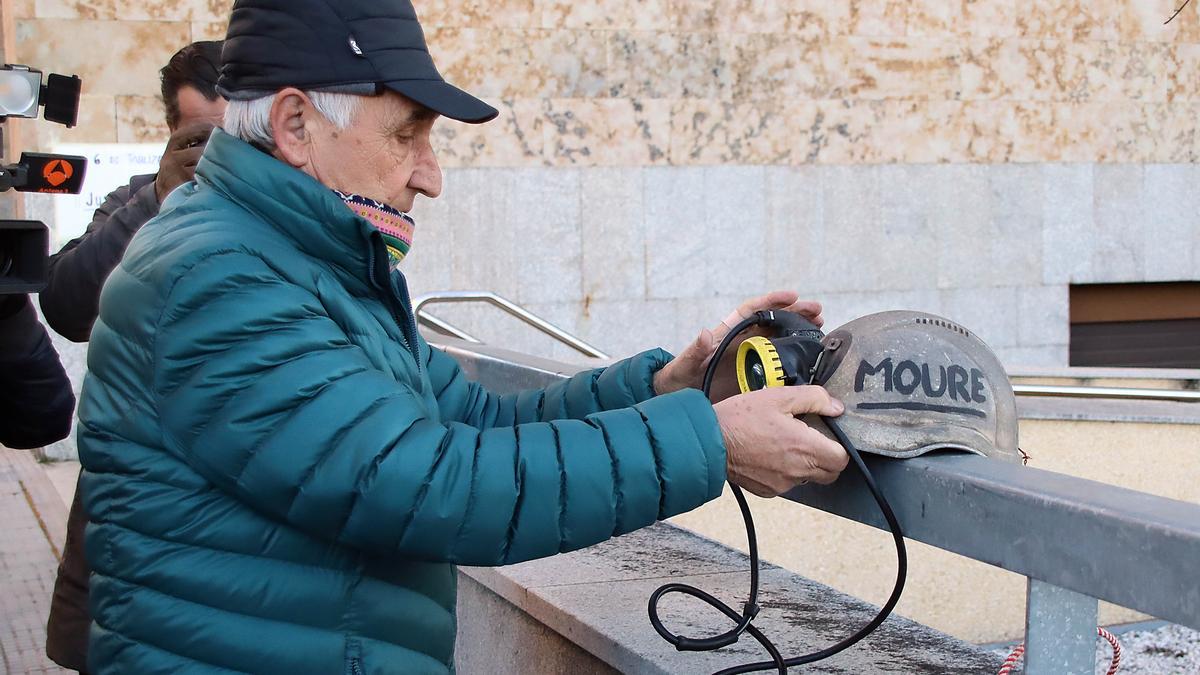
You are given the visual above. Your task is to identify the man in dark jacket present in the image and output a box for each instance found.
[39,40,226,343]
[77,2,849,672]
[0,293,74,450]
[40,40,226,674]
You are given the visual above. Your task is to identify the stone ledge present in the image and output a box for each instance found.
[459,522,1002,674]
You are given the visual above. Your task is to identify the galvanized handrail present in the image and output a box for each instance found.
[1009,365,1200,381]
[417,310,482,344]
[431,337,1200,675]
[1013,383,1200,403]
[412,291,610,360]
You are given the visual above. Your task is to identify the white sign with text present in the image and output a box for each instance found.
[49,143,162,246]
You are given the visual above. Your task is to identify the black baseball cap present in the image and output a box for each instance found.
[217,0,498,124]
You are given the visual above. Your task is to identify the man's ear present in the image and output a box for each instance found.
[270,88,313,168]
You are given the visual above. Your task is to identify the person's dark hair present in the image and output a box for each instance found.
[160,40,223,129]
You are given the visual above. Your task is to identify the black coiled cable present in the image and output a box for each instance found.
[647,314,908,674]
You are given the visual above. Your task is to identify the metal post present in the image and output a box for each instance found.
[1024,579,1099,675]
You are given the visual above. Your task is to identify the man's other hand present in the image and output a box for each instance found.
[714,386,849,497]
[653,291,824,402]
[156,122,217,203]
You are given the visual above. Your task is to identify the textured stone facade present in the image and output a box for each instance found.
[13,0,1200,164]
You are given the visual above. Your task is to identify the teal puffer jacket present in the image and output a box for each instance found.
[77,130,726,674]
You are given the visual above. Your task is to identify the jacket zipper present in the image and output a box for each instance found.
[367,233,422,373]
[346,637,364,675]
[390,271,422,360]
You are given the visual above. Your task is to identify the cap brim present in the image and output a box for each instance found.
[385,79,498,124]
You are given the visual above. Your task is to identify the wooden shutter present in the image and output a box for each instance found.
[1069,283,1200,368]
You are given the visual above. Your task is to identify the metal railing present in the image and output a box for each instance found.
[431,337,1200,675]
[1012,383,1200,403]
[789,454,1200,672]
[412,294,1200,398]
[415,294,1199,402]
[412,291,610,360]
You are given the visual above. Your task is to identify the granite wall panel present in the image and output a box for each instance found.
[1143,163,1200,280]
[580,167,647,301]
[401,161,1186,366]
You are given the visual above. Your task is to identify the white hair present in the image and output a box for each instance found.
[223,91,363,149]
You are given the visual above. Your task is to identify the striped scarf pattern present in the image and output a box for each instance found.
[334,190,416,270]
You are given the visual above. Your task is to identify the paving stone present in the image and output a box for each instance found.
[0,449,71,675]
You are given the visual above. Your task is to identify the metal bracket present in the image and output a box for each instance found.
[1024,579,1099,675]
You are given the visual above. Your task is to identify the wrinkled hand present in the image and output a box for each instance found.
[654,291,824,402]
[155,122,217,203]
[715,386,849,497]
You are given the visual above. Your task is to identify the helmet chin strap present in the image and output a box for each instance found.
[648,311,908,674]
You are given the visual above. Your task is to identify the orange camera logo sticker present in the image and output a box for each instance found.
[43,159,73,187]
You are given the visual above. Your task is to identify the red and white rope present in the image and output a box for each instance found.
[998,626,1122,675]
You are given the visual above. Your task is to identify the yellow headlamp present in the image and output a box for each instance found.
[732,312,828,394]
[736,336,788,393]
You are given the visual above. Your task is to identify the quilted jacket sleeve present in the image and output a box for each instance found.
[153,252,726,566]
[424,338,671,428]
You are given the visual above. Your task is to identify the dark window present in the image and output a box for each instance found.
[1069,283,1200,368]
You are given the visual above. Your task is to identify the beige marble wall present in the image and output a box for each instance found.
[13,0,228,149]
[10,0,1200,164]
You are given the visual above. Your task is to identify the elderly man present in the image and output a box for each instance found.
[77,1,849,673]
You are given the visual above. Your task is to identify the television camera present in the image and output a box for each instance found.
[0,64,87,295]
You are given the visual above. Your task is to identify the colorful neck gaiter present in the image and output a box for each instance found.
[334,190,416,270]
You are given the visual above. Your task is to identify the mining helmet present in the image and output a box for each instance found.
[736,310,1020,463]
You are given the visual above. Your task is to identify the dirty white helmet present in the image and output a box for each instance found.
[739,310,1020,462]
[815,310,1019,462]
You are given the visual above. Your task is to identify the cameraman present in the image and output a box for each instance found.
[0,293,74,449]
[39,40,225,341]
[40,40,226,675]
